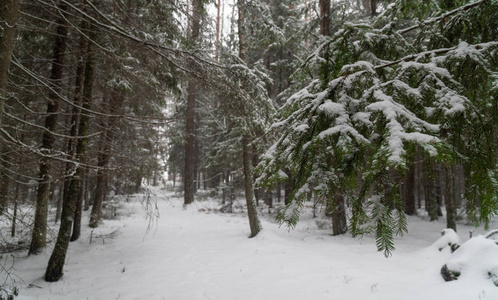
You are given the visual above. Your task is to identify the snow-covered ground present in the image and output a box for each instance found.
[2,188,497,300]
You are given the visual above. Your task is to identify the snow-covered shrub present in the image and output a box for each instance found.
[432,228,462,253]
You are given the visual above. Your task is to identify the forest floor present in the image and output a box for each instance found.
[1,187,498,300]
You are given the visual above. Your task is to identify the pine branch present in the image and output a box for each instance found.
[398,0,491,35]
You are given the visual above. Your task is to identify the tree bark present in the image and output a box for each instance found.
[215,0,221,62]
[444,165,457,231]
[319,0,331,36]
[239,0,261,237]
[0,145,11,214]
[58,20,88,223]
[29,2,69,255]
[242,134,262,238]
[89,91,118,228]
[403,164,417,215]
[0,0,20,215]
[425,163,439,221]
[0,0,20,124]
[71,29,94,241]
[45,52,93,279]
[331,192,347,235]
[184,0,201,206]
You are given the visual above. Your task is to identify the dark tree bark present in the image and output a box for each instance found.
[425,163,439,221]
[0,0,20,215]
[45,63,93,281]
[242,134,262,238]
[331,192,347,235]
[284,179,291,205]
[89,91,119,228]
[215,0,221,62]
[11,176,20,237]
[58,20,88,224]
[239,0,261,237]
[71,29,94,241]
[277,182,281,203]
[362,0,377,17]
[444,165,457,231]
[0,0,20,124]
[30,2,69,255]
[184,0,201,206]
[319,0,331,36]
[404,164,417,215]
[0,145,11,214]
[45,19,95,282]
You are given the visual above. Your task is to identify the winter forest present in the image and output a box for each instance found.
[0,0,497,299]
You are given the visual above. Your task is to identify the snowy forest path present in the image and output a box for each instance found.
[8,190,498,300]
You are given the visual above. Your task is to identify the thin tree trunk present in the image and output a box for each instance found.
[58,20,87,223]
[215,0,221,62]
[89,92,118,228]
[45,23,95,280]
[445,165,457,231]
[184,77,196,205]
[184,0,201,206]
[71,30,94,241]
[239,0,261,237]
[11,176,20,237]
[370,0,377,16]
[0,0,21,215]
[0,0,20,124]
[319,0,330,36]
[277,182,281,203]
[331,192,347,235]
[242,134,262,238]
[55,164,65,223]
[284,175,291,205]
[404,163,417,215]
[426,163,438,221]
[0,145,11,214]
[30,2,69,255]
[45,87,93,281]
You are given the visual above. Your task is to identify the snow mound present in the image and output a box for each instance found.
[441,234,498,286]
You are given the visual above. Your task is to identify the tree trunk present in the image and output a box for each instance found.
[242,134,262,238]
[83,173,90,211]
[238,0,248,61]
[277,182,281,203]
[0,145,11,214]
[89,91,118,228]
[45,174,78,282]
[319,0,331,36]
[238,0,262,237]
[29,2,69,255]
[370,0,377,16]
[45,22,95,280]
[215,0,221,62]
[184,0,201,206]
[11,176,20,237]
[58,20,87,223]
[331,192,347,235]
[284,176,291,205]
[425,163,438,221]
[0,0,20,124]
[403,164,417,215]
[46,99,92,281]
[444,165,457,231]
[71,31,94,241]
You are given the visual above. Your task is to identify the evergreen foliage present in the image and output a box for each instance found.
[258,0,498,256]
